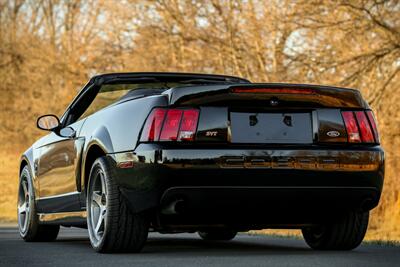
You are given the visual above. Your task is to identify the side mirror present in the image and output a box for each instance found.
[37,114,60,131]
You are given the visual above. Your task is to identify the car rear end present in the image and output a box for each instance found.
[116,83,384,237]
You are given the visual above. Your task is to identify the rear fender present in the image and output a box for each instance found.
[80,126,113,192]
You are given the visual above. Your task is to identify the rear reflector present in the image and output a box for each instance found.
[341,110,379,144]
[231,87,315,94]
[117,161,134,169]
[354,111,374,143]
[342,111,361,143]
[141,108,199,142]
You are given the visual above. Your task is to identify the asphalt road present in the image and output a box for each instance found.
[0,227,399,267]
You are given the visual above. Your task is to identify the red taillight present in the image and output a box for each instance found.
[231,87,315,94]
[366,111,380,143]
[341,110,379,144]
[160,109,183,141]
[342,111,361,143]
[141,108,199,142]
[178,109,199,141]
[140,108,166,142]
[355,111,374,143]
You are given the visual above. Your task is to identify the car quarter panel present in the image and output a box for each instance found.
[78,95,168,191]
[79,95,168,153]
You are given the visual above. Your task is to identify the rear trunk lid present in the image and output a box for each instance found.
[166,83,367,108]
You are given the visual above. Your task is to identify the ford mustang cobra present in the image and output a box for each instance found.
[18,72,384,252]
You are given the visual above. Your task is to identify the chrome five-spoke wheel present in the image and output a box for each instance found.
[88,168,108,245]
[18,176,31,235]
[18,166,59,241]
[86,157,149,253]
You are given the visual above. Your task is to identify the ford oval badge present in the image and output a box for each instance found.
[327,130,340,137]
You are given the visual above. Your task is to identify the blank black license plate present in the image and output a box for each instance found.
[230,112,313,144]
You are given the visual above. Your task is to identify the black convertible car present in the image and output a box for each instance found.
[18,72,384,252]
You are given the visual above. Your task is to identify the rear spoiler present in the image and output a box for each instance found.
[166,83,368,108]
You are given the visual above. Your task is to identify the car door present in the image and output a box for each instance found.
[34,82,135,214]
[35,83,101,213]
[36,120,86,213]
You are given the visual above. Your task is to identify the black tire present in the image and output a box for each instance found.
[18,166,60,242]
[302,211,369,250]
[198,229,237,241]
[87,157,149,253]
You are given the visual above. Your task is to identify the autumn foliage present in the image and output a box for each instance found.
[0,0,399,239]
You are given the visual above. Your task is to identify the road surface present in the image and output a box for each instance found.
[0,227,399,266]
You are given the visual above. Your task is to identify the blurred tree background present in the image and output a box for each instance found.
[0,0,399,239]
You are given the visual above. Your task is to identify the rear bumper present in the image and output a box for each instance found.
[108,144,384,225]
